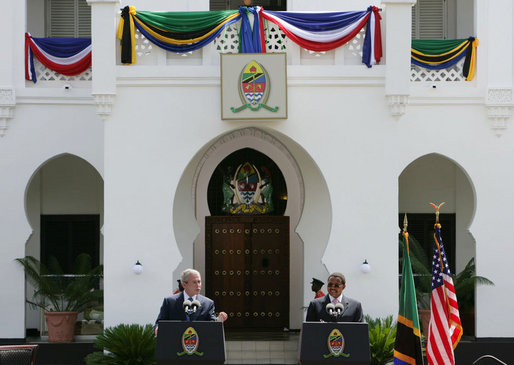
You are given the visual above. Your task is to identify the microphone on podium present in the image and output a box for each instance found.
[334,302,344,315]
[325,303,335,316]
[191,300,201,313]
[183,299,192,314]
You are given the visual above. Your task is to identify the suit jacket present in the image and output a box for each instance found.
[155,292,217,325]
[306,294,364,323]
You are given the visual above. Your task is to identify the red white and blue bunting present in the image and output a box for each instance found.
[260,6,382,67]
[25,32,91,83]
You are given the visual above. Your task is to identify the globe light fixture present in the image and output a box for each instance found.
[132,260,143,275]
[360,259,371,273]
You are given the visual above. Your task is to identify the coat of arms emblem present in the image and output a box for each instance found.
[323,328,350,358]
[177,327,204,356]
[222,162,273,215]
[231,60,278,113]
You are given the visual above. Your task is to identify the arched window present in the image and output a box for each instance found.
[207,148,287,216]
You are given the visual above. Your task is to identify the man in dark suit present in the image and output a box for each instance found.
[306,272,364,322]
[154,268,227,335]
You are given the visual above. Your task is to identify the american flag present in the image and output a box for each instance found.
[426,223,463,365]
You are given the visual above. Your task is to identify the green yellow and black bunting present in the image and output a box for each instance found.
[411,37,478,81]
[117,6,241,64]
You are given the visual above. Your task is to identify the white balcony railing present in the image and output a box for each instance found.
[27,58,92,88]
[410,58,466,82]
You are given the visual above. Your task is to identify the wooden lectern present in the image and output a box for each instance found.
[298,322,370,365]
[155,321,226,365]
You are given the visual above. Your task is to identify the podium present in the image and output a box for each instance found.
[298,322,370,365]
[155,321,226,365]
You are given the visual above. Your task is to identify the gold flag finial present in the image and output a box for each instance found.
[403,214,408,233]
[429,202,446,223]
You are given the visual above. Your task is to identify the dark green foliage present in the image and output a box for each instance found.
[400,234,494,311]
[366,315,397,365]
[15,254,103,312]
[453,257,494,312]
[85,324,156,365]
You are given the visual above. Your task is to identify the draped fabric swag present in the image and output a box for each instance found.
[117,6,383,67]
[411,37,478,81]
[25,33,92,83]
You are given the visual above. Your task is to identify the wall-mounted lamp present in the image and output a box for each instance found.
[132,260,143,275]
[360,259,371,274]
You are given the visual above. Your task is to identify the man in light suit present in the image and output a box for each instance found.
[306,272,364,323]
[154,268,227,335]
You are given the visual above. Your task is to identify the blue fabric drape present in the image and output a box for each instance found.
[263,10,366,31]
[239,7,262,53]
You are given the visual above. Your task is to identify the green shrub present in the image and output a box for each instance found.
[85,324,156,365]
[366,315,397,365]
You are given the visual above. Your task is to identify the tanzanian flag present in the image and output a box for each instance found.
[394,232,423,365]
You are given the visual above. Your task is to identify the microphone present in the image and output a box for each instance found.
[325,303,335,316]
[335,302,344,314]
[183,299,192,314]
[191,300,201,313]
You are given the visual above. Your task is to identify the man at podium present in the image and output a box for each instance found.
[154,268,228,335]
[306,272,364,323]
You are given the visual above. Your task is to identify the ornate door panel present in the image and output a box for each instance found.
[206,216,289,329]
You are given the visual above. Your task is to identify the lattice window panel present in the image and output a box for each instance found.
[264,22,287,53]
[214,23,240,53]
[410,58,465,82]
[342,27,366,64]
[33,58,92,82]
[135,30,153,58]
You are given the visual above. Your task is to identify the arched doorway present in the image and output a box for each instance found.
[204,148,289,329]
[172,127,332,330]
[24,153,104,337]
[399,153,476,335]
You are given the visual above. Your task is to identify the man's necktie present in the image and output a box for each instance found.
[332,298,338,304]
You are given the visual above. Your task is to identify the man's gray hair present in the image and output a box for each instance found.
[181,268,201,283]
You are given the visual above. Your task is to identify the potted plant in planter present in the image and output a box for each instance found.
[16,253,103,342]
[365,315,397,365]
[85,324,156,365]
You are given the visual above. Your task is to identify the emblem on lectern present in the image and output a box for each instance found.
[177,327,204,357]
[323,329,350,358]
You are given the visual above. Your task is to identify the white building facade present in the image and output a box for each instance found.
[1,0,513,344]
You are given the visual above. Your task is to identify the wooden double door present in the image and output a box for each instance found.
[205,216,289,329]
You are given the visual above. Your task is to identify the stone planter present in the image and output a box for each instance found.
[45,311,78,342]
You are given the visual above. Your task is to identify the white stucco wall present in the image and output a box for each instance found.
[1,0,514,340]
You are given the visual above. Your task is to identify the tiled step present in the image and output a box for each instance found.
[225,333,299,364]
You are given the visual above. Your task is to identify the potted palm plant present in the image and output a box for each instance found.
[16,253,103,342]
[85,324,156,365]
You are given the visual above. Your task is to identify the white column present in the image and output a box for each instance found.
[0,0,17,136]
[87,0,120,119]
[482,0,513,135]
[382,0,416,116]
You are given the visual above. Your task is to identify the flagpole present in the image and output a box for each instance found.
[426,202,463,365]
[394,213,423,365]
